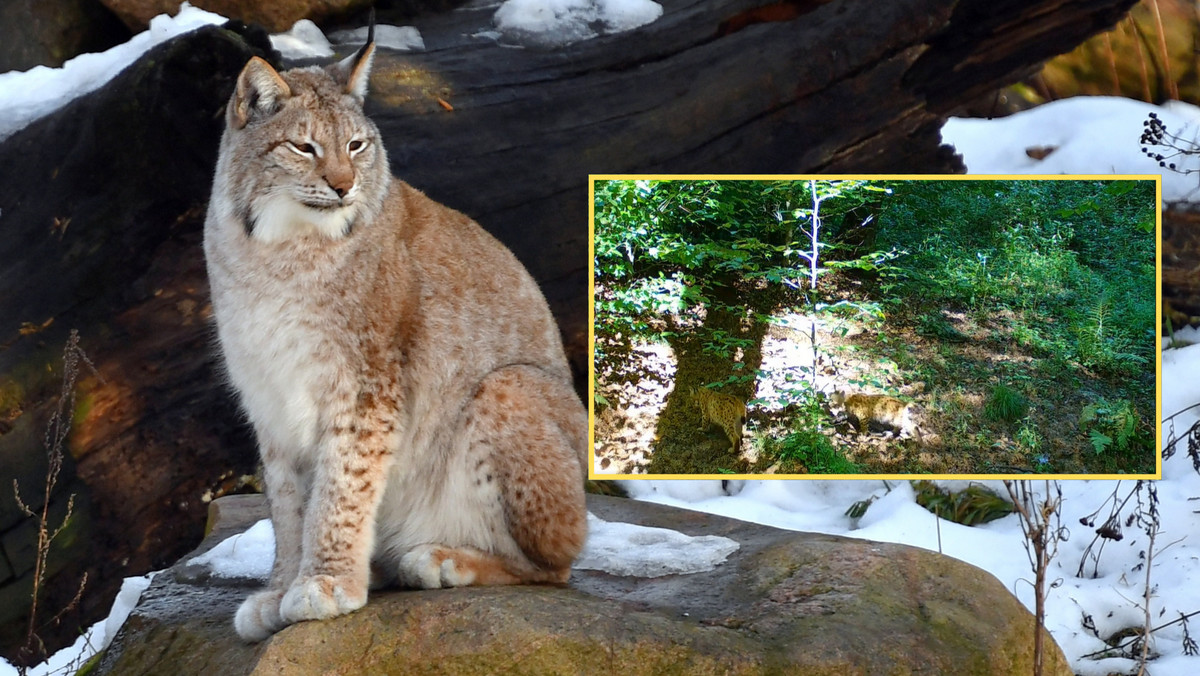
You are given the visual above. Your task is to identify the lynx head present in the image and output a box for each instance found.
[217,33,390,243]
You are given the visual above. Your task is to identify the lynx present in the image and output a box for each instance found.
[690,386,746,452]
[830,391,919,439]
[204,31,587,642]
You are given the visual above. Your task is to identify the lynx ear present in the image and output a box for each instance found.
[230,57,291,130]
[334,11,375,100]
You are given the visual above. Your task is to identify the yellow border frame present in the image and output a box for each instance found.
[588,174,1163,481]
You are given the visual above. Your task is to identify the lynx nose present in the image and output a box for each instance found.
[324,163,355,200]
[328,175,353,198]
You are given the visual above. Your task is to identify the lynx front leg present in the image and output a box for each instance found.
[234,442,305,642]
[278,404,397,626]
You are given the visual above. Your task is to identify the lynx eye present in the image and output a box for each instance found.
[348,139,366,154]
[286,141,317,157]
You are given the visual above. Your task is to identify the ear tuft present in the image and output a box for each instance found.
[338,9,376,101]
[230,57,291,130]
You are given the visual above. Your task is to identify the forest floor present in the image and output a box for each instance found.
[593,280,1156,476]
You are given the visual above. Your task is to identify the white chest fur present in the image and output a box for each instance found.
[220,297,335,453]
[206,230,356,456]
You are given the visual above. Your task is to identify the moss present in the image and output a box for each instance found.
[74,649,104,676]
[68,392,95,458]
[368,63,454,112]
[3,343,63,409]
[0,377,24,418]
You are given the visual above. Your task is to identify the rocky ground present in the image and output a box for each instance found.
[93,493,1073,676]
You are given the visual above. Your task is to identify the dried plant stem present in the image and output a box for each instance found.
[1135,481,1161,676]
[12,330,99,672]
[1137,520,1156,675]
[1080,608,1200,660]
[1004,480,1063,676]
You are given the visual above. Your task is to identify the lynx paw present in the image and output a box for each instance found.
[398,545,477,589]
[234,589,287,642]
[278,575,367,624]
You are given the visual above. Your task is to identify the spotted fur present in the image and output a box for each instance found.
[691,387,746,452]
[830,391,919,439]
[205,40,586,642]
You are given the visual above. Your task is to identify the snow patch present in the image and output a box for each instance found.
[940,96,1200,203]
[493,0,663,48]
[270,19,334,59]
[188,511,737,581]
[329,25,425,52]
[0,4,428,142]
[573,512,739,576]
[0,2,226,141]
[186,518,275,579]
[0,573,154,676]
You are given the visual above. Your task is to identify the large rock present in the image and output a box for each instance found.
[99,0,370,32]
[96,494,1072,675]
[0,0,131,72]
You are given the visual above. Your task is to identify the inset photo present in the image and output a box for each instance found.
[590,177,1160,478]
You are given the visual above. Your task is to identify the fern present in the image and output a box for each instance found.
[1088,429,1113,454]
[1081,399,1146,454]
[912,481,1014,526]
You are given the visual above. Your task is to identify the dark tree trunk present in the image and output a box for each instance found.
[1163,206,1200,333]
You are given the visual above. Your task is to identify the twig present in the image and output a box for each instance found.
[1079,608,1200,660]
[12,330,99,671]
[1136,481,1160,675]
[1075,480,1141,579]
[1004,480,1064,676]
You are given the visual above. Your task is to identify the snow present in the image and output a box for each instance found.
[0,573,154,676]
[0,2,227,141]
[329,25,425,53]
[493,0,663,48]
[270,19,335,60]
[941,96,1200,202]
[185,512,738,581]
[573,512,739,576]
[186,518,275,579]
[276,22,427,60]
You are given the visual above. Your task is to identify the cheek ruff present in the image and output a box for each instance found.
[250,193,358,242]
